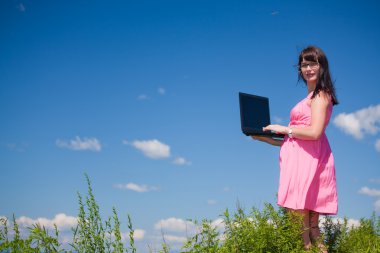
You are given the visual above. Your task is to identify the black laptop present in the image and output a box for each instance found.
[239,92,284,139]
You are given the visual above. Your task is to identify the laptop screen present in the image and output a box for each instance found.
[239,92,271,132]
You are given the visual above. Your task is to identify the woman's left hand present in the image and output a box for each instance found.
[263,124,289,134]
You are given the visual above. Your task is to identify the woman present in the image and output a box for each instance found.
[253,46,338,251]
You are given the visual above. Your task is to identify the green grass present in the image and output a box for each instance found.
[1,175,379,252]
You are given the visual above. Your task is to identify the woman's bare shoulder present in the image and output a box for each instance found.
[313,90,331,105]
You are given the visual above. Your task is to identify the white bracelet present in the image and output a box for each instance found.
[288,128,293,138]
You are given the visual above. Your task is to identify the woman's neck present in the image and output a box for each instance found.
[307,82,316,94]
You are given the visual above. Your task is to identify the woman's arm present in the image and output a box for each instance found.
[262,92,331,141]
[251,136,283,147]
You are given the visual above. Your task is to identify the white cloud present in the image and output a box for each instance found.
[4,214,147,248]
[319,217,360,230]
[153,217,224,251]
[56,136,101,152]
[124,139,170,159]
[172,157,191,166]
[272,116,283,124]
[207,199,217,205]
[359,186,380,212]
[137,94,149,100]
[211,218,225,232]
[16,213,77,231]
[343,218,361,228]
[154,217,223,239]
[271,11,279,16]
[333,104,380,139]
[370,178,380,184]
[18,3,26,12]
[113,183,159,193]
[133,229,146,240]
[375,199,380,211]
[162,234,187,243]
[375,139,380,153]
[4,142,28,152]
[154,218,196,233]
[121,229,146,241]
[158,87,166,95]
[359,186,380,197]
[149,234,187,252]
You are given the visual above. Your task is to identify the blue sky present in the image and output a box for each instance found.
[1,0,380,251]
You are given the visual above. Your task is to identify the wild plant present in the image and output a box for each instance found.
[219,203,310,252]
[320,215,344,252]
[127,214,136,253]
[333,214,380,253]
[182,219,220,253]
[0,215,65,253]
[71,174,132,253]
[71,174,106,252]
[0,174,167,253]
[182,203,336,253]
[2,175,380,253]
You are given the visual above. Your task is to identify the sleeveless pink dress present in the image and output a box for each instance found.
[278,92,338,215]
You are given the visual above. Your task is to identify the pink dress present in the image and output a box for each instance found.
[278,92,338,215]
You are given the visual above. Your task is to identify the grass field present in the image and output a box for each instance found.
[1,175,379,253]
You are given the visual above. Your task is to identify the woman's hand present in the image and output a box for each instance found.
[263,124,289,134]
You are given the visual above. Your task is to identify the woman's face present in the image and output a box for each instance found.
[300,59,320,85]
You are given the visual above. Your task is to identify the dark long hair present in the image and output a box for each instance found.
[298,46,338,105]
